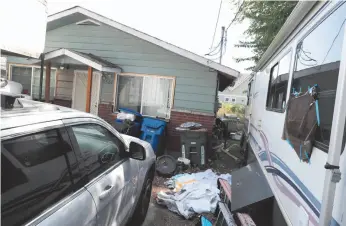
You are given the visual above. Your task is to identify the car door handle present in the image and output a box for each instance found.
[99,185,113,200]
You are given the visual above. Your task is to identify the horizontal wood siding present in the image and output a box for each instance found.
[45,23,217,113]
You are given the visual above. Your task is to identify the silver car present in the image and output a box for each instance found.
[1,94,156,226]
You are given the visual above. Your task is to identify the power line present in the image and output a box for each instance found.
[205,40,221,56]
[207,46,222,56]
[209,0,223,50]
[319,18,346,66]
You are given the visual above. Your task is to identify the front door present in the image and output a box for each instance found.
[72,70,101,116]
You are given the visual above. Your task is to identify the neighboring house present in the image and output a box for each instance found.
[1,57,6,78]
[4,6,239,151]
[218,74,250,105]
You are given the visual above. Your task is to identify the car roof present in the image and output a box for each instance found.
[1,98,100,130]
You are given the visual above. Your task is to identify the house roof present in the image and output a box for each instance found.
[47,6,240,79]
[37,48,122,73]
[225,74,251,93]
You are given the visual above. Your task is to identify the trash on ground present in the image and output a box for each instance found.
[156,183,219,219]
[156,155,177,177]
[214,202,237,226]
[156,169,232,219]
[177,157,191,166]
[116,112,135,121]
[166,169,232,192]
[177,122,202,130]
[196,215,213,226]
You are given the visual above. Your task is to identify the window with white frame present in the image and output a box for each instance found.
[9,65,56,100]
[116,74,174,119]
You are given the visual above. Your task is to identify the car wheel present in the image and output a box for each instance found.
[128,176,153,225]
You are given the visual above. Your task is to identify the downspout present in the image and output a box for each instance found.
[318,23,346,226]
[215,73,221,115]
[38,53,44,101]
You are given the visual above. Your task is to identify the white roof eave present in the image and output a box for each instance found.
[37,48,121,73]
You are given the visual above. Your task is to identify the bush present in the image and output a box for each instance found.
[217,103,245,118]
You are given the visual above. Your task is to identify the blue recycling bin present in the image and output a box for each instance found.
[114,108,143,137]
[140,117,167,154]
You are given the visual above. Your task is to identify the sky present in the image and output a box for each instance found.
[47,0,253,73]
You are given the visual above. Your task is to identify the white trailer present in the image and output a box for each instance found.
[0,0,47,94]
[239,1,346,226]
[0,0,47,58]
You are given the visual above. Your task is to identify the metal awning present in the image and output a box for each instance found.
[36,48,122,73]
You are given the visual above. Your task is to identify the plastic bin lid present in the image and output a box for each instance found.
[142,117,166,129]
[119,108,142,117]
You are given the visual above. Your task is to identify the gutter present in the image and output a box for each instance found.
[254,1,317,72]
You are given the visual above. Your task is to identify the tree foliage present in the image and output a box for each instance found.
[234,1,298,70]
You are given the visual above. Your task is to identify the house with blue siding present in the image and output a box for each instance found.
[4,6,239,151]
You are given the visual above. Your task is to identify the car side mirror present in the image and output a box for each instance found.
[129,142,146,160]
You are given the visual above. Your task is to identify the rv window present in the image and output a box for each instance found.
[292,3,346,152]
[266,51,292,112]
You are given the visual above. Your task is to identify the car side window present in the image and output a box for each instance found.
[1,128,76,226]
[70,124,126,182]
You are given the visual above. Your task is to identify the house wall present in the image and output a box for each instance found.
[6,22,218,152]
[45,23,218,114]
[219,76,249,105]
[45,22,218,152]
[228,79,249,96]
[219,94,247,105]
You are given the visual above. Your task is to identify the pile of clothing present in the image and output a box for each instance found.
[156,169,232,219]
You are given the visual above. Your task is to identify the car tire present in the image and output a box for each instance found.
[128,175,153,225]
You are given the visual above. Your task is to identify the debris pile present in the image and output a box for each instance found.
[155,169,232,219]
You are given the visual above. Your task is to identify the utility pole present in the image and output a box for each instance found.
[219,26,225,64]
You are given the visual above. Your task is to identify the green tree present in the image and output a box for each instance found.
[234,1,298,70]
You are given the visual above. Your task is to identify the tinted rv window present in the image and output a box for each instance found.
[292,3,346,151]
[266,51,291,111]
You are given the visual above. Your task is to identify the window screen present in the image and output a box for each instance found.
[11,66,32,94]
[117,75,174,119]
[1,129,75,226]
[10,66,56,98]
[266,51,292,111]
[292,3,346,150]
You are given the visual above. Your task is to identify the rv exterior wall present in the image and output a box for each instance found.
[244,1,346,226]
[0,0,47,58]
[319,21,346,226]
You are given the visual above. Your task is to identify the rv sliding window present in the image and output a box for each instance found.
[291,2,346,152]
[266,51,291,112]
